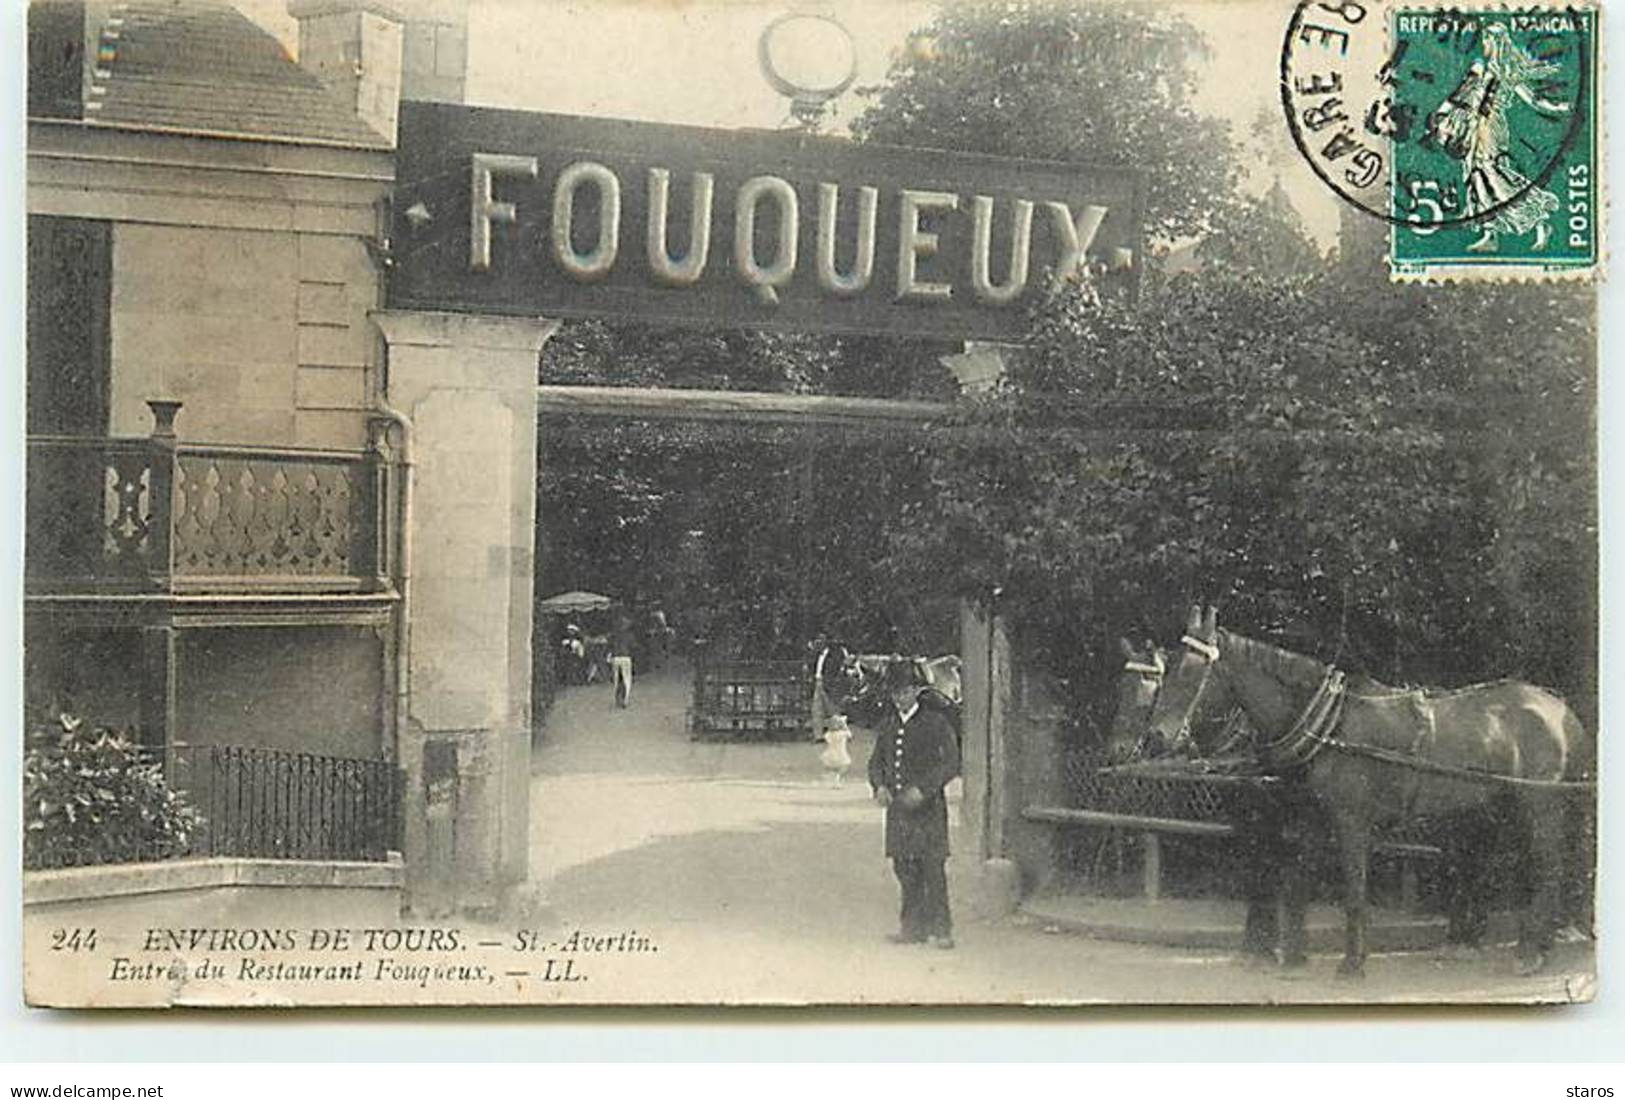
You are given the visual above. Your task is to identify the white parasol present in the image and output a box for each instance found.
[536,590,616,614]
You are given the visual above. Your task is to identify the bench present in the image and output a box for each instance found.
[1022,805,1442,906]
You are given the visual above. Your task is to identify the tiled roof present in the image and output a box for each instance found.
[86,1,390,148]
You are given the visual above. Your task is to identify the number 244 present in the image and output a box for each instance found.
[50,928,97,952]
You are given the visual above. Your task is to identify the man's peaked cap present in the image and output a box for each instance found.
[883,659,930,693]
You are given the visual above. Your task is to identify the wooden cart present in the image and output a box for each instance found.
[689,655,811,741]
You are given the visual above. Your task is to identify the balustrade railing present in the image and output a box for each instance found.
[27,434,173,590]
[26,401,385,594]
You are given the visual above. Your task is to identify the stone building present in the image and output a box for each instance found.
[24,0,539,916]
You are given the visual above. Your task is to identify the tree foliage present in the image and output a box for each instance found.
[887,269,1595,741]
[538,419,957,658]
[535,0,1592,758]
[845,5,1590,740]
[1194,185,1326,280]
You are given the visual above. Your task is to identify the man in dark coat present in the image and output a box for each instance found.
[868,660,961,949]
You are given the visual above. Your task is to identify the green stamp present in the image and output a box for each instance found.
[1389,8,1597,276]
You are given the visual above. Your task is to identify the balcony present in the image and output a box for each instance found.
[26,401,388,597]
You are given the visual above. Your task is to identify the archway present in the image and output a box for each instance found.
[375,98,1139,914]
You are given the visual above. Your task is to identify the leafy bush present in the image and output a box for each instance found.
[23,716,204,870]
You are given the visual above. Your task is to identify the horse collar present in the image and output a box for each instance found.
[1257,666,1347,771]
[1181,634,1220,663]
[1123,656,1164,678]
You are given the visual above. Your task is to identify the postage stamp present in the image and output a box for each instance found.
[1281,2,1600,280]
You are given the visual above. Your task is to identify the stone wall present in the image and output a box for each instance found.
[177,626,385,758]
[110,225,378,449]
[23,856,404,1007]
[28,122,391,450]
[24,855,404,927]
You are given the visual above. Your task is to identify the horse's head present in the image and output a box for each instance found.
[840,654,897,728]
[919,655,964,709]
[812,640,864,708]
[1148,604,1232,748]
[850,654,890,696]
[1104,636,1166,764]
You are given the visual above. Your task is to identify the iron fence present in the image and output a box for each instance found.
[1055,743,1445,904]
[172,743,403,862]
[1069,747,1232,821]
[24,742,403,870]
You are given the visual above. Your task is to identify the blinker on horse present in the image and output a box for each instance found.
[1104,637,1166,766]
[1148,605,1595,978]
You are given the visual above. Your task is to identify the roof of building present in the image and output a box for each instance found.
[86,0,390,148]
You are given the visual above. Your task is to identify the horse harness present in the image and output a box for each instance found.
[1253,664,1346,771]
[1119,651,1165,761]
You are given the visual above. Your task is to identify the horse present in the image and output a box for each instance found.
[1103,637,1167,766]
[809,641,861,737]
[856,654,962,707]
[1148,605,1595,977]
[1104,637,1313,967]
[1105,637,1253,764]
[849,653,962,700]
[924,655,964,707]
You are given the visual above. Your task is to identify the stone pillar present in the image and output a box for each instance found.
[960,601,1013,861]
[138,625,178,751]
[960,600,1073,913]
[371,310,558,915]
[1005,667,1069,894]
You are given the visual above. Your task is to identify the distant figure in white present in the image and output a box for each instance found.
[609,615,636,708]
[820,713,854,785]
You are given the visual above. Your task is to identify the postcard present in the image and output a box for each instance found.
[21,0,1598,1007]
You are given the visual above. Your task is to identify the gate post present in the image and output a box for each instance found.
[1141,832,1162,903]
[959,600,1023,916]
[372,310,559,916]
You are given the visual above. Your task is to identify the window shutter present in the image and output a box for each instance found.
[27,216,112,436]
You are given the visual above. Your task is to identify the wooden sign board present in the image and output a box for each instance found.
[388,100,1141,341]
